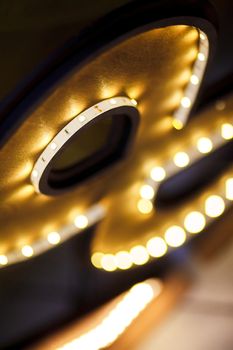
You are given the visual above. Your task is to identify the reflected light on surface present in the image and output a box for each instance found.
[184,211,206,233]
[205,195,225,217]
[59,279,162,350]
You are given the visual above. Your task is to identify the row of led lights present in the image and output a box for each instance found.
[92,177,233,271]
[0,205,105,267]
[59,279,161,350]
[137,122,233,215]
[172,30,209,130]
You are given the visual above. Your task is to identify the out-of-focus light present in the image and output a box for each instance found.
[205,195,225,217]
[164,226,186,247]
[115,251,132,270]
[91,252,104,269]
[173,152,190,167]
[150,166,166,182]
[74,215,88,229]
[197,52,205,61]
[226,178,233,200]
[0,255,8,266]
[184,211,206,233]
[47,231,61,245]
[130,245,149,265]
[197,137,213,154]
[190,74,199,85]
[221,123,233,140]
[101,254,117,271]
[146,237,167,257]
[137,199,153,214]
[140,184,155,200]
[131,99,138,106]
[21,245,34,257]
[181,96,191,108]
[172,119,184,130]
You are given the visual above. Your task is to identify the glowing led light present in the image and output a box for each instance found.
[184,211,206,233]
[146,237,167,257]
[47,231,61,245]
[137,199,153,214]
[172,119,184,130]
[78,115,86,122]
[197,52,205,61]
[21,245,34,257]
[101,254,117,271]
[226,178,233,200]
[173,152,190,167]
[197,137,213,154]
[200,32,206,41]
[150,166,166,182]
[165,226,186,247]
[0,255,8,266]
[32,169,38,178]
[74,215,88,229]
[221,123,233,140]
[140,184,155,200]
[115,251,132,270]
[181,96,191,108]
[50,142,57,150]
[110,98,117,105]
[130,245,149,265]
[190,74,199,85]
[131,99,138,106]
[91,252,104,268]
[205,195,225,217]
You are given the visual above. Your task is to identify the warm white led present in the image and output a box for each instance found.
[101,254,117,271]
[130,245,149,265]
[91,252,104,268]
[146,237,167,257]
[221,123,233,140]
[172,119,184,130]
[181,96,191,108]
[226,178,233,200]
[78,115,86,122]
[47,231,61,245]
[110,98,117,105]
[150,166,166,182]
[32,169,38,178]
[50,142,57,150]
[190,74,199,85]
[74,215,88,229]
[165,226,186,247]
[137,199,153,214]
[173,152,190,167]
[21,245,34,257]
[200,32,206,41]
[0,255,8,266]
[205,195,225,217]
[140,184,155,200]
[184,211,206,234]
[131,99,138,106]
[115,251,132,270]
[198,52,205,61]
[197,137,213,154]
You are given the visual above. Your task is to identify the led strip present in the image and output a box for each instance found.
[57,279,162,350]
[0,28,210,268]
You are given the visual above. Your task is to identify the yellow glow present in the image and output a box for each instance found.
[130,245,149,265]
[74,215,88,229]
[131,99,138,106]
[200,32,207,41]
[190,74,199,85]
[197,137,213,154]
[101,254,117,271]
[173,152,190,167]
[226,178,233,200]
[110,98,117,105]
[0,255,8,266]
[165,226,186,247]
[146,237,167,257]
[115,251,132,270]
[150,166,166,182]
[181,96,191,108]
[184,211,206,233]
[205,195,225,217]
[47,231,61,245]
[172,119,184,130]
[137,199,153,214]
[21,245,34,257]
[91,252,104,269]
[140,184,155,200]
[221,123,233,140]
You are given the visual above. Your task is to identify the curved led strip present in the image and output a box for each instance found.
[0,28,209,268]
[31,96,138,194]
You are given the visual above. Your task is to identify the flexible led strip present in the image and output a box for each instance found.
[0,29,210,268]
[57,279,162,350]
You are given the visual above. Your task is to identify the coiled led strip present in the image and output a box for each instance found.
[0,29,210,268]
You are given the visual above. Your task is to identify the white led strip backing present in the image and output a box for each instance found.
[31,96,138,194]
[0,28,211,268]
